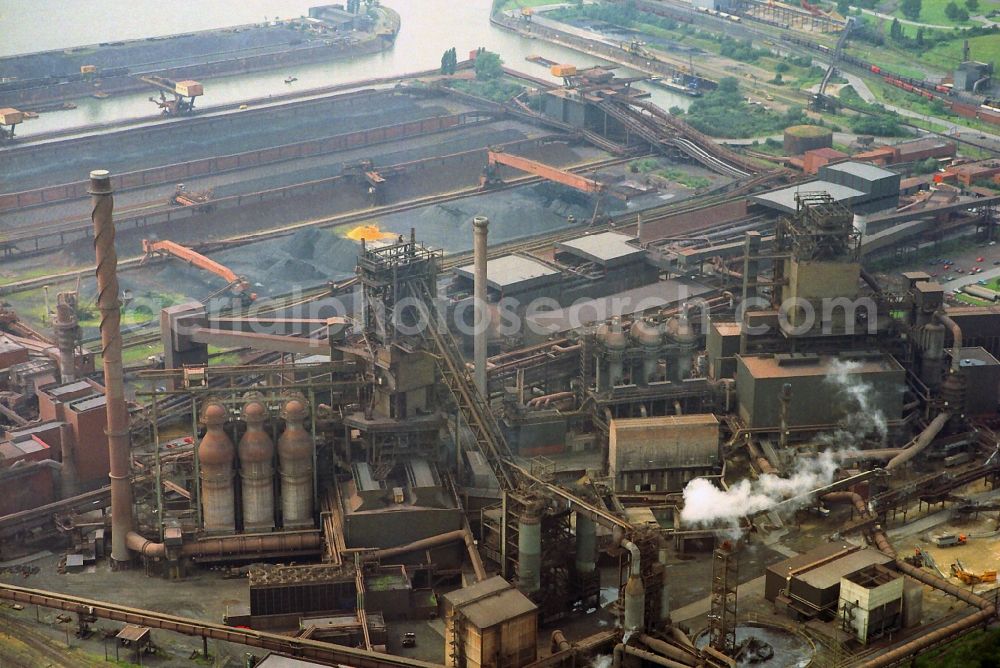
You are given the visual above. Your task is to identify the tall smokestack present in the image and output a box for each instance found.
[53,292,79,383]
[91,169,134,567]
[473,216,489,398]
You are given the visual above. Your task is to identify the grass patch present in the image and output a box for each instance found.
[679,77,809,138]
[887,0,975,27]
[448,76,524,103]
[921,31,1000,70]
[657,168,712,189]
[497,0,566,11]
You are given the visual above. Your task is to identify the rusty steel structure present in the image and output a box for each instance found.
[141,239,256,302]
[0,582,437,668]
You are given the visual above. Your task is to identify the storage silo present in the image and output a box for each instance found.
[278,397,314,528]
[198,401,236,532]
[238,395,275,531]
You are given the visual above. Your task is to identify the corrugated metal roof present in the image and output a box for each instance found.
[797,548,893,590]
[610,414,719,430]
[739,352,901,379]
[752,181,865,213]
[70,395,107,412]
[556,231,644,266]
[525,278,712,334]
[445,576,537,628]
[895,137,952,152]
[47,380,93,397]
[823,161,898,181]
[455,254,560,291]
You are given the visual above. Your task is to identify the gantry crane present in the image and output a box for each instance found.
[139,75,203,115]
[480,148,610,225]
[141,239,256,304]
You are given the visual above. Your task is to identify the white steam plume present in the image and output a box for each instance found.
[817,359,888,449]
[680,359,888,532]
[680,450,839,531]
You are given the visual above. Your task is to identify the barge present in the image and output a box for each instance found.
[647,76,702,97]
[0,4,400,110]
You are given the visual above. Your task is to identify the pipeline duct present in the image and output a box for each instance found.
[612,644,693,668]
[622,540,645,633]
[367,529,465,561]
[935,312,963,374]
[884,412,950,471]
[638,634,699,666]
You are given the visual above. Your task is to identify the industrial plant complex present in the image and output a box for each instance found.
[1,0,1000,667]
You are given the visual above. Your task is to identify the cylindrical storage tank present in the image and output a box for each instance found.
[278,397,314,528]
[597,318,628,388]
[575,513,597,575]
[239,396,275,532]
[667,313,698,382]
[783,125,833,155]
[630,319,662,386]
[199,401,236,532]
[518,510,542,593]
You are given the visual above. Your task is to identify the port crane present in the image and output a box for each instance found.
[139,75,203,115]
[141,239,256,304]
[480,148,610,225]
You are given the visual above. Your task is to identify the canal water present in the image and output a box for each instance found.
[0,0,692,136]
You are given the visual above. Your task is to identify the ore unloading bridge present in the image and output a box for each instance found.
[596,98,759,179]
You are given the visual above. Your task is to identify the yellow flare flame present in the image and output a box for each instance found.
[345,224,397,243]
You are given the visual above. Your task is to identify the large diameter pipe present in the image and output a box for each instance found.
[368,529,466,561]
[181,531,321,558]
[91,169,133,567]
[638,635,699,667]
[613,644,692,668]
[622,540,645,633]
[885,412,950,471]
[935,312,963,374]
[473,216,489,398]
[575,513,597,575]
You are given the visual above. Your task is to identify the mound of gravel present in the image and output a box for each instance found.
[214,228,363,295]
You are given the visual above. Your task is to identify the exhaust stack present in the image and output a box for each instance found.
[91,170,134,567]
[473,216,489,398]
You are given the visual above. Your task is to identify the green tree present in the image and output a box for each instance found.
[945,1,959,19]
[775,61,790,73]
[474,50,503,80]
[837,0,851,14]
[901,0,922,20]
[890,17,903,40]
[915,27,924,46]
[966,0,979,11]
